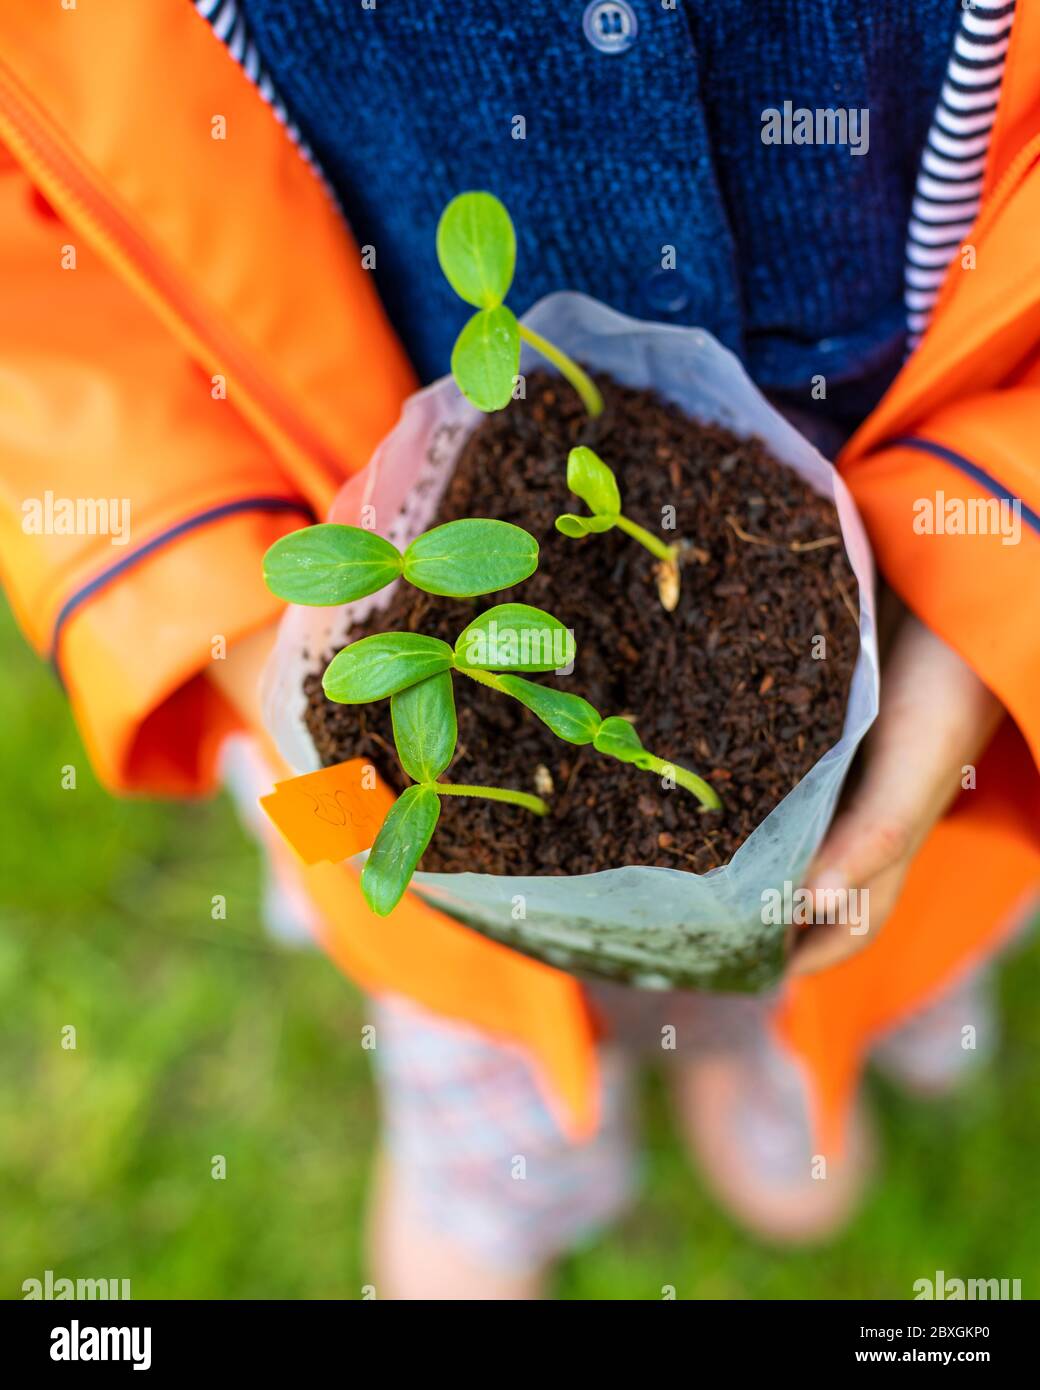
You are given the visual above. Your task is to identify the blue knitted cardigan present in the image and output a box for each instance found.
[201,0,968,425]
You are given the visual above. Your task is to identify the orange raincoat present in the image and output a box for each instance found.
[1,0,1037,1148]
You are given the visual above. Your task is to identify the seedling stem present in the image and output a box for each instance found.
[436,783,549,816]
[615,514,677,565]
[516,323,604,418]
[632,754,721,810]
[437,191,604,417]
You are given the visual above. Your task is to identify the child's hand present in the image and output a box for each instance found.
[789,610,1003,977]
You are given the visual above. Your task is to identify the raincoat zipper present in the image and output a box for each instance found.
[0,56,345,507]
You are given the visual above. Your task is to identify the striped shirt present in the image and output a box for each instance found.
[905,0,1017,348]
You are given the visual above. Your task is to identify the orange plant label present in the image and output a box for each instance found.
[259,758,394,864]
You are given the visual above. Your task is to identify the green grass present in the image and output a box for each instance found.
[1,597,1037,1300]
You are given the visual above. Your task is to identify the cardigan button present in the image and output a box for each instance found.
[583,1,638,55]
[644,268,691,315]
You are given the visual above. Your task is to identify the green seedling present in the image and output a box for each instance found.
[323,602,720,914]
[263,517,538,605]
[436,191,604,417]
[361,670,548,916]
[265,195,726,912]
[331,601,570,915]
[555,446,682,611]
[491,678,722,812]
[322,603,577,705]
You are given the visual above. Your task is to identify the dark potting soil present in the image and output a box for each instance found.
[304,373,860,876]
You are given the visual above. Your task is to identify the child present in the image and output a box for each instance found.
[1,0,1035,1298]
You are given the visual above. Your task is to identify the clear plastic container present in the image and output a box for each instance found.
[262,293,879,992]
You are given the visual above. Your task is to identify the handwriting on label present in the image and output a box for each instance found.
[259,758,394,864]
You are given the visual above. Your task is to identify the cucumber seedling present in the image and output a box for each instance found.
[263,517,538,605]
[324,602,721,914]
[437,190,604,417]
[556,446,682,611]
[327,601,572,914]
[361,669,548,916]
[262,521,550,916]
[479,676,722,812]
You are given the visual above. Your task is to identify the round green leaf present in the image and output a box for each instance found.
[436,191,516,309]
[454,603,576,673]
[497,676,602,745]
[451,306,520,412]
[390,671,458,783]
[403,519,538,597]
[593,715,651,766]
[567,447,621,517]
[322,633,454,704]
[263,524,402,606]
[361,786,441,917]
[554,513,617,539]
